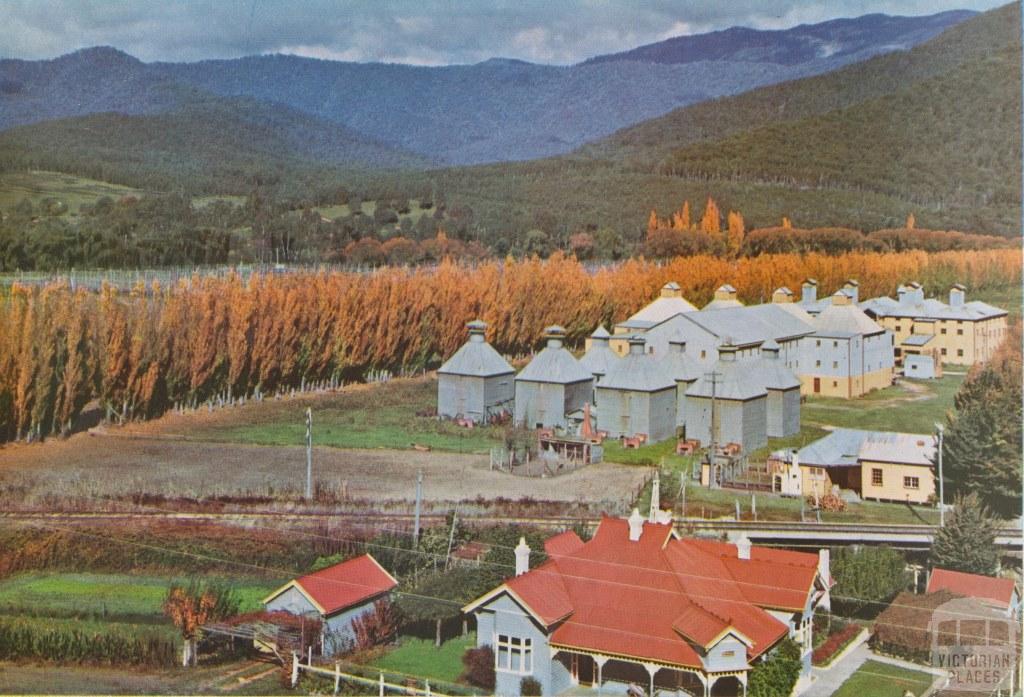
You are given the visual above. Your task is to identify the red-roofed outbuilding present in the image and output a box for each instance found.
[927,568,1020,617]
[263,554,397,655]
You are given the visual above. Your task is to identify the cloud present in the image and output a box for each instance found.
[0,0,1006,65]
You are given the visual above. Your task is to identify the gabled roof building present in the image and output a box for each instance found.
[771,428,937,504]
[860,282,1008,366]
[438,320,515,422]
[263,554,398,655]
[611,282,697,354]
[515,326,593,429]
[464,513,831,697]
[795,290,894,398]
[594,336,677,442]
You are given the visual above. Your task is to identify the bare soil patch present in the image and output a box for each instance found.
[0,430,648,508]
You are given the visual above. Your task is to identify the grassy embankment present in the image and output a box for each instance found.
[831,659,935,697]
[181,377,504,454]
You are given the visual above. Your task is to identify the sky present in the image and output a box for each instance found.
[0,0,1007,65]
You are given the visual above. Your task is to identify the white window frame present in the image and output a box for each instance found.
[494,633,533,675]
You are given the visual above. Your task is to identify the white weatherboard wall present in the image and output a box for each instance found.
[471,593,571,697]
[438,372,514,421]
[265,587,381,656]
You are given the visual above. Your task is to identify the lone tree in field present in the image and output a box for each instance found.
[163,580,239,666]
[930,493,1000,576]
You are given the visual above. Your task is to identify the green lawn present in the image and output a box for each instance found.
[189,378,505,454]
[0,170,144,216]
[369,634,476,685]
[0,573,274,619]
[832,660,935,697]
[802,374,964,434]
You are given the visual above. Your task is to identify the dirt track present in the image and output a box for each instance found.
[0,430,649,506]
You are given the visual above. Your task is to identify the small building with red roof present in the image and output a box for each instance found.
[463,510,831,696]
[927,568,1020,618]
[263,553,398,655]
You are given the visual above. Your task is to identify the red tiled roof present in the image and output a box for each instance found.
[544,530,585,558]
[288,554,397,616]
[470,516,823,669]
[927,568,1016,609]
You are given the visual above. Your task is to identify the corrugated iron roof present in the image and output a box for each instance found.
[578,336,619,378]
[902,334,935,347]
[814,303,885,337]
[861,295,1007,321]
[516,345,592,385]
[626,295,698,324]
[438,339,514,377]
[858,431,935,465]
[274,554,397,616]
[927,568,1017,609]
[597,346,677,393]
[470,516,820,669]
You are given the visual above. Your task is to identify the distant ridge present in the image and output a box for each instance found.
[584,10,975,66]
[0,9,973,165]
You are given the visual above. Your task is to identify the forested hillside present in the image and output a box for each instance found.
[0,94,429,193]
[658,45,1021,234]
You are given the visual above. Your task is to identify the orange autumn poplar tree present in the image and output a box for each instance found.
[0,249,1019,444]
[700,197,721,235]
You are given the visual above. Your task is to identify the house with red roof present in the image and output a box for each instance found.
[927,568,1020,618]
[263,553,398,655]
[463,510,832,696]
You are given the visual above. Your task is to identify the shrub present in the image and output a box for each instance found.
[520,676,542,696]
[748,637,801,697]
[351,599,401,651]
[812,624,862,665]
[461,645,495,690]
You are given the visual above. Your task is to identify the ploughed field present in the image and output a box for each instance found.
[0,376,648,511]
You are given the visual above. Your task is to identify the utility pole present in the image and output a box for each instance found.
[705,370,722,488]
[934,422,945,527]
[413,470,423,546]
[444,507,458,571]
[305,407,313,500]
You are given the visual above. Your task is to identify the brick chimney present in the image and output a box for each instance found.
[628,508,644,542]
[801,279,818,304]
[735,533,752,560]
[515,537,531,576]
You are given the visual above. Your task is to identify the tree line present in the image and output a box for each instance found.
[0,248,1019,443]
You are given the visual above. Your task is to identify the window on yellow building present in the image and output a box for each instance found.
[940,328,946,335]
[957,329,963,336]
[903,476,920,489]
[957,349,964,357]
[871,469,883,486]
